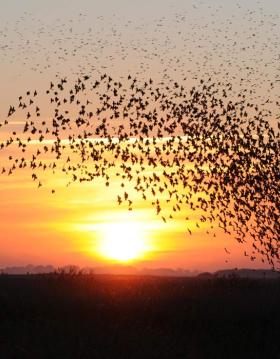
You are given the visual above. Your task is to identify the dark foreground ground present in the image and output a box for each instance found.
[0,274,279,359]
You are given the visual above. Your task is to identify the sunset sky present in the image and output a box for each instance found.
[0,0,279,271]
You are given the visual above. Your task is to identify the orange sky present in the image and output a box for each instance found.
[0,143,268,271]
[0,0,278,272]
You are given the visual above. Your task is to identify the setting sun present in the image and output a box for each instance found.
[97,222,148,262]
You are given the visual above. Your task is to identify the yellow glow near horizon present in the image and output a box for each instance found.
[97,221,148,262]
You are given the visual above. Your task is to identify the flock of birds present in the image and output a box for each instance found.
[1,1,279,105]
[1,73,280,268]
[0,1,280,267]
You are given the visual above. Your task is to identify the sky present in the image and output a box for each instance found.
[0,0,279,271]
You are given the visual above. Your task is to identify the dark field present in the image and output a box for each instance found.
[0,274,279,359]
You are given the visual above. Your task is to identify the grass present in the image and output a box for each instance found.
[0,273,279,358]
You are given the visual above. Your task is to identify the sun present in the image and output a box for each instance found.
[97,222,148,262]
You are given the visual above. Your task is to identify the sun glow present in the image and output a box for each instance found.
[97,222,148,262]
